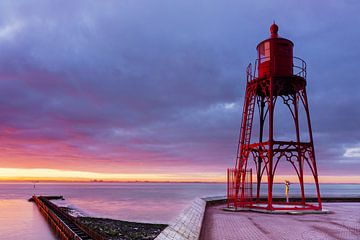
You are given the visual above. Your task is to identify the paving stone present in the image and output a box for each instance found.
[200,202,360,240]
[155,198,206,240]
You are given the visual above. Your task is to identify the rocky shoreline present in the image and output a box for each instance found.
[77,217,167,240]
[59,207,167,240]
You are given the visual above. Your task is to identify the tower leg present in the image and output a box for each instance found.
[293,93,306,205]
[301,89,322,209]
[256,97,265,202]
[256,160,261,202]
[267,79,274,210]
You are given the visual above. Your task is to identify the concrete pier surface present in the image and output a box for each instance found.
[200,202,360,240]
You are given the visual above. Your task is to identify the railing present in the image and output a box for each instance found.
[227,168,253,209]
[293,56,307,78]
[246,56,307,83]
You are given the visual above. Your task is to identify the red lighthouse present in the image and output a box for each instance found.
[227,23,322,211]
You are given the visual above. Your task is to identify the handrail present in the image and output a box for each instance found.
[293,56,307,79]
[246,56,307,82]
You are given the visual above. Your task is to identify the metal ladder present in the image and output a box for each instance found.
[236,85,256,171]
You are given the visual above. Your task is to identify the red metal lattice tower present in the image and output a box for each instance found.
[227,23,322,211]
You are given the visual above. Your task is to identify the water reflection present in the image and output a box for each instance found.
[0,182,359,239]
[0,199,55,240]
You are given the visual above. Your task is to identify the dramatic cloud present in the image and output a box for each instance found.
[0,0,359,178]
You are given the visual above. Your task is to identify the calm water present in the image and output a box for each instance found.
[0,182,359,240]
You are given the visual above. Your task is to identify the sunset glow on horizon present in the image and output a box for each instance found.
[0,167,225,182]
[0,168,359,184]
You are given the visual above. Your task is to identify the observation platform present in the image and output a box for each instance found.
[201,202,360,240]
[224,203,331,215]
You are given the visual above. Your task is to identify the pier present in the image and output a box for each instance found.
[31,196,105,240]
[155,196,360,240]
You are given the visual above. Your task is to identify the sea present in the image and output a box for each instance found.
[0,182,359,240]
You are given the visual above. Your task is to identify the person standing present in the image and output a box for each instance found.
[285,180,290,203]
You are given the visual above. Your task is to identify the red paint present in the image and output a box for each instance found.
[227,23,322,211]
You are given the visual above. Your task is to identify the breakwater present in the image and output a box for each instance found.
[32,195,105,240]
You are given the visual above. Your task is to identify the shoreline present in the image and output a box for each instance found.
[31,195,167,240]
[59,206,167,240]
[77,216,166,240]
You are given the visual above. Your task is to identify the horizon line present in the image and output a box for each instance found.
[1,179,359,185]
[0,167,359,184]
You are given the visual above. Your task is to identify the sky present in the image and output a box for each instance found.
[0,0,359,182]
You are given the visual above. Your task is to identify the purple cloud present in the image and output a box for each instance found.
[0,0,358,177]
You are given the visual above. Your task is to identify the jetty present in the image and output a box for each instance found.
[31,195,105,240]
